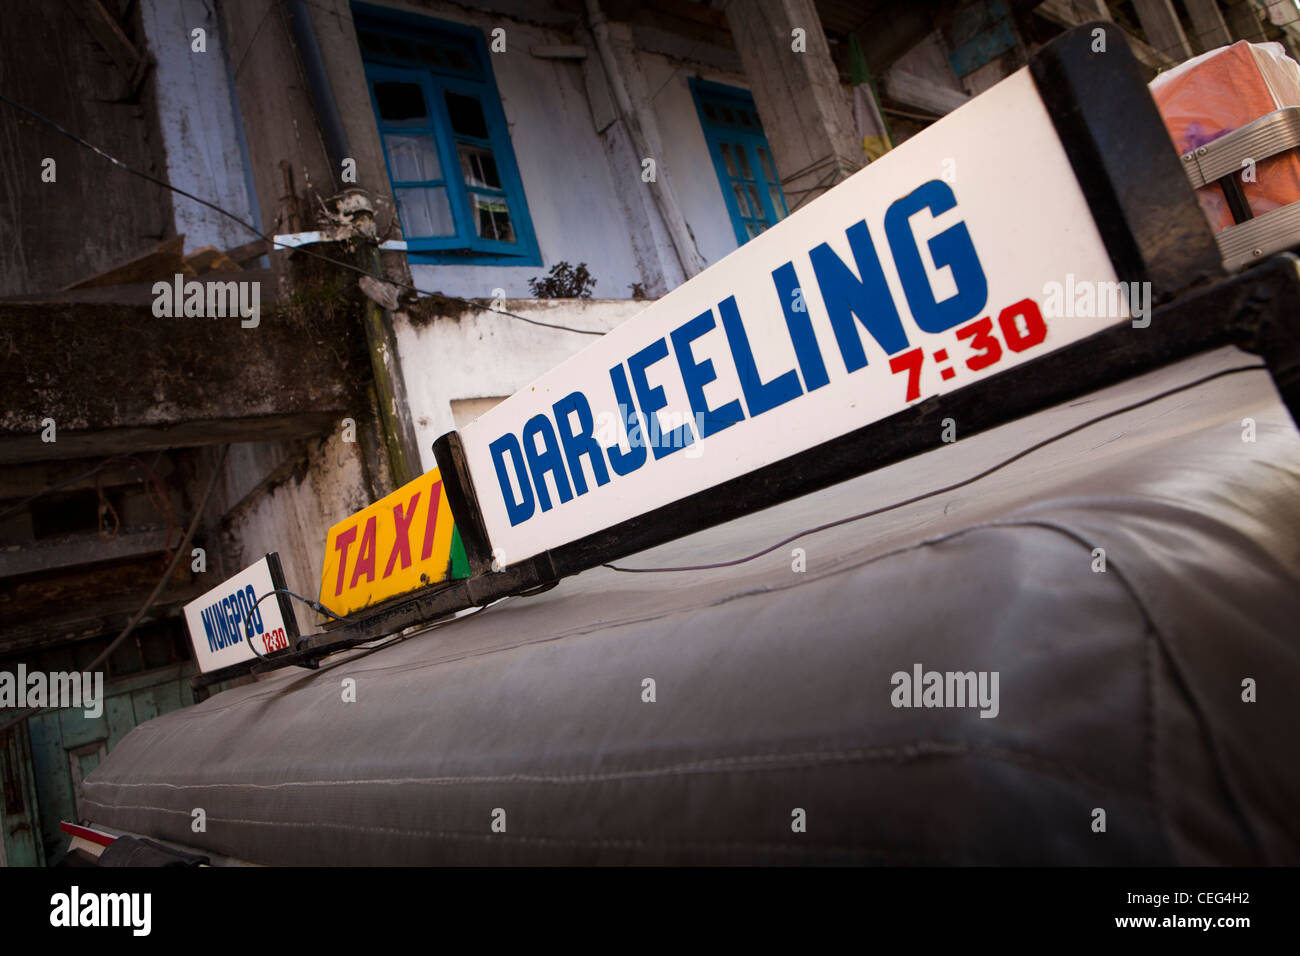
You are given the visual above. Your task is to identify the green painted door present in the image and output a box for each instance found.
[1,726,44,867]
[23,664,197,865]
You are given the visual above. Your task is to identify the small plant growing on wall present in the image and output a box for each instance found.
[528,261,596,298]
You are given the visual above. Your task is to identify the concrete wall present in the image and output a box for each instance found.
[205,432,379,637]
[640,52,750,270]
[139,0,261,253]
[395,297,648,469]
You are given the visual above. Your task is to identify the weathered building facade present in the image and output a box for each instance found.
[2,0,1294,865]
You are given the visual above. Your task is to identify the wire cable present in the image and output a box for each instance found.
[603,363,1268,574]
[0,92,603,336]
[242,588,347,661]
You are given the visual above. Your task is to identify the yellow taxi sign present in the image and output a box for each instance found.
[320,468,470,616]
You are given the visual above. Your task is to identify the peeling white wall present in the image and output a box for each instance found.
[140,0,259,253]
[395,298,649,470]
[640,53,749,270]
[220,434,374,636]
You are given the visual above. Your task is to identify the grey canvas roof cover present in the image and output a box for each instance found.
[83,347,1300,864]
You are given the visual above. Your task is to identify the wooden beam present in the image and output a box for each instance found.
[183,246,242,275]
[1184,0,1233,51]
[223,238,269,266]
[647,0,729,31]
[0,455,173,501]
[1132,0,1193,62]
[0,413,346,465]
[0,529,172,578]
[1222,0,1268,42]
[65,0,142,80]
[60,236,188,291]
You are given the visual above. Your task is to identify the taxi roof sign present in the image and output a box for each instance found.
[446,70,1121,568]
[432,24,1228,581]
[183,554,299,673]
[320,467,470,617]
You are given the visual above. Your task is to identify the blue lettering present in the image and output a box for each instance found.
[810,220,909,371]
[231,591,247,641]
[718,296,801,417]
[202,606,219,652]
[772,262,828,392]
[552,391,610,495]
[489,432,535,526]
[522,413,573,512]
[605,365,647,476]
[628,338,693,459]
[245,585,264,635]
[215,601,231,649]
[884,179,987,334]
[221,597,235,648]
[671,310,743,438]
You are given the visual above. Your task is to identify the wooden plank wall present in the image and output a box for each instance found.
[0,2,174,297]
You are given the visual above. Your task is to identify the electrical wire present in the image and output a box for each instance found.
[603,363,1268,574]
[242,588,347,661]
[0,445,231,733]
[0,92,604,337]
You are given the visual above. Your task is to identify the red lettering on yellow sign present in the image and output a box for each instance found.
[320,469,466,617]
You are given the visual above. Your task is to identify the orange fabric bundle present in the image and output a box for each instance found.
[1149,40,1300,232]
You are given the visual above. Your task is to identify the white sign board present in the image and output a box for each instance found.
[460,69,1132,565]
[183,554,297,673]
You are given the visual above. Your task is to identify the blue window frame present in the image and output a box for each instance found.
[689,79,789,247]
[354,4,540,266]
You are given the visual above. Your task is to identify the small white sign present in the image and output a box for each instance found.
[458,69,1132,565]
[183,554,297,673]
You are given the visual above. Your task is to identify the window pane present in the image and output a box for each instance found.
[386,37,415,60]
[757,146,777,182]
[443,47,472,72]
[471,192,515,242]
[374,81,426,122]
[385,134,442,182]
[769,185,787,220]
[444,91,489,138]
[358,31,388,55]
[747,183,764,218]
[395,186,454,237]
[458,144,501,189]
[736,147,754,180]
[416,43,444,67]
[719,142,739,178]
[744,220,761,239]
[739,110,754,127]
[731,181,750,217]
